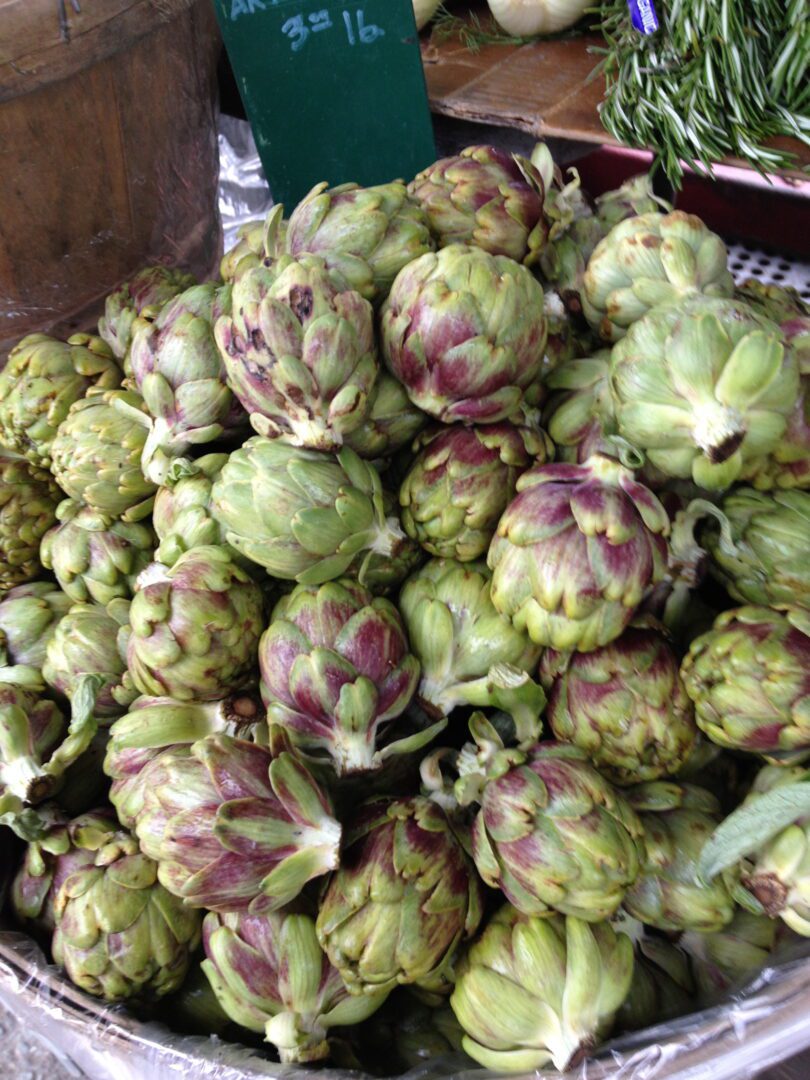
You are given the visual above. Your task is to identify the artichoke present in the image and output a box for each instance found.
[129,283,243,482]
[542,351,616,464]
[343,371,428,459]
[0,333,121,466]
[682,910,783,1002]
[40,499,155,605]
[399,422,552,562]
[582,211,734,342]
[488,455,670,652]
[50,388,157,522]
[202,908,388,1062]
[613,915,695,1032]
[399,559,543,744]
[42,600,134,719]
[316,795,483,994]
[539,621,697,784]
[0,583,71,668]
[407,145,548,264]
[622,782,735,932]
[450,904,633,1073]
[209,438,408,585]
[259,579,425,776]
[354,992,465,1071]
[217,222,379,451]
[125,546,264,702]
[285,179,434,303]
[735,279,809,324]
[609,296,799,491]
[52,825,202,1001]
[703,488,810,608]
[680,606,810,760]
[381,244,547,424]
[132,735,341,913]
[98,265,196,360]
[0,451,61,591]
[151,453,237,567]
[220,219,267,283]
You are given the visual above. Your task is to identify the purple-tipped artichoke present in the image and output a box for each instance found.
[399,422,552,562]
[41,499,155,605]
[381,245,547,424]
[0,583,72,668]
[125,546,264,702]
[259,579,424,776]
[52,825,202,1001]
[343,371,428,460]
[488,455,670,652]
[202,909,388,1062]
[0,451,61,591]
[98,265,196,361]
[460,732,644,921]
[132,735,341,913]
[316,796,483,994]
[407,145,548,264]
[539,621,697,784]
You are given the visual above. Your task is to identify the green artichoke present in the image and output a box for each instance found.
[316,795,483,994]
[132,735,342,913]
[399,422,552,562]
[353,992,465,1072]
[450,904,634,1073]
[488,454,670,652]
[50,388,157,522]
[735,279,809,324]
[681,606,810,760]
[0,333,121,466]
[342,371,428,460]
[613,915,695,1032]
[202,908,388,1062]
[40,499,155,605]
[381,244,547,424]
[52,825,202,1001]
[399,559,543,744]
[622,782,735,932]
[259,579,425,777]
[151,453,238,567]
[0,582,71,668]
[220,219,268,283]
[42,600,134,719]
[98,265,196,360]
[0,451,61,591]
[210,438,409,584]
[539,621,697,784]
[703,488,810,607]
[682,910,783,1002]
[285,180,434,303]
[609,296,799,491]
[542,350,617,464]
[125,546,264,702]
[582,211,734,342]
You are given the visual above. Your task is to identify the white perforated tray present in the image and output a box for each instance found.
[728,243,810,302]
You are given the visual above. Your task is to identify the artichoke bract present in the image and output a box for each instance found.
[450,904,633,1073]
[133,735,341,914]
[582,211,734,342]
[703,488,810,608]
[543,351,616,465]
[152,453,237,568]
[0,451,61,591]
[217,220,379,451]
[42,600,135,719]
[50,388,157,522]
[399,559,543,744]
[342,371,428,460]
[129,283,243,482]
[399,422,552,562]
[125,546,264,702]
[381,245,547,424]
[0,333,121,467]
[220,219,268,284]
[681,606,810,760]
[202,909,388,1062]
[614,917,695,1032]
[610,296,799,491]
[210,438,408,585]
[98,265,196,361]
[41,499,155,605]
[488,455,670,652]
[622,782,735,932]
[407,145,548,264]
[52,825,202,1001]
[316,795,483,994]
[0,582,71,668]
[460,727,644,920]
[539,622,697,784]
[682,910,783,1002]
[285,180,434,304]
[259,579,423,777]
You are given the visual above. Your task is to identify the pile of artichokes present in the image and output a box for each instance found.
[1,140,809,1076]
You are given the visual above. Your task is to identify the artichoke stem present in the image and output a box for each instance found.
[692,402,745,463]
[330,732,377,776]
[0,754,53,803]
[266,1011,329,1063]
[369,516,406,558]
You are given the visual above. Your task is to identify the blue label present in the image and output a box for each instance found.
[628,0,659,33]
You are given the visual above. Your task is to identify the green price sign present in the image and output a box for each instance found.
[212,0,437,208]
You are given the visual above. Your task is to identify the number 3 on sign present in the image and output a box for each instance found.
[281,8,384,51]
